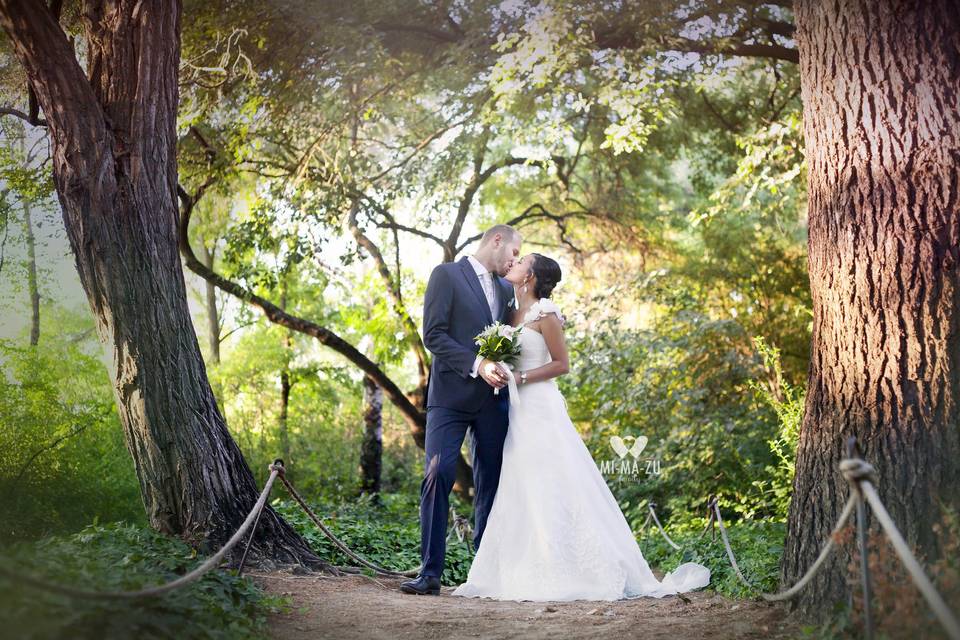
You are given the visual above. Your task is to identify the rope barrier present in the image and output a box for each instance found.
[637,511,652,538]
[647,501,682,550]
[848,461,960,640]
[4,446,955,640]
[712,492,858,602]
[642,498,714,550]
[275,471,421,578]
[0,461,283,600]
[639,447,959,640]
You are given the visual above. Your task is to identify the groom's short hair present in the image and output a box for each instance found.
[479,224,520,247]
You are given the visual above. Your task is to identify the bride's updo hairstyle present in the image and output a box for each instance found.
[530,254,562,299]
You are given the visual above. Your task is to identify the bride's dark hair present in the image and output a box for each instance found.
[530,254,562,299]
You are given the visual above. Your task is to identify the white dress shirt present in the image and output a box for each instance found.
[467,255,498,378]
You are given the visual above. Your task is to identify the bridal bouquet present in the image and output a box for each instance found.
[474,322,522,395]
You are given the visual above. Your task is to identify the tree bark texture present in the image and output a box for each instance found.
[0,0,318,563]
[786,0,960,615]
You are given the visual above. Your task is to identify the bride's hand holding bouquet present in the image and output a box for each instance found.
[474,322,522,397]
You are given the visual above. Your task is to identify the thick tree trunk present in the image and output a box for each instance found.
[360,375,383,495]
[0,0,318,564]
[785,0,960,616]
[21,197,39,346]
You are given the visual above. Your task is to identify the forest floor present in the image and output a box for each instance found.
[254,570,806,640]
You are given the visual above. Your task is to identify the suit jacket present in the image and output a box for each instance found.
[422,256,514,411]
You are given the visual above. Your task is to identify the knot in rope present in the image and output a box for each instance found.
[269,459,286,476]
[839,457,878,486]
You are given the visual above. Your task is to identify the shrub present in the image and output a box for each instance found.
[0,522,285,640]
[0,331,144,543]
[638,514,785,599]
[273,492,475,585]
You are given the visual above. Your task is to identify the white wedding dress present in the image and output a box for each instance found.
[452,299,710,602]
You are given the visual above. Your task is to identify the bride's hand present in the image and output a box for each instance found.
[479,358,508,389]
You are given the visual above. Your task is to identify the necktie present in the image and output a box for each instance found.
[480,272,496,317]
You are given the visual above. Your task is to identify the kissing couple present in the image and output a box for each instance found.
[400,224,710,601]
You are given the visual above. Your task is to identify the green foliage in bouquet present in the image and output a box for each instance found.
[473,322,523,368]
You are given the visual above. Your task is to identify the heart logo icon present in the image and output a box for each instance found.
[610,435,649,459]
[610,436,630,459]
[630,435,648,458]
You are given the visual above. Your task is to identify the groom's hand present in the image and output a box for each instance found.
[479,358,508,389]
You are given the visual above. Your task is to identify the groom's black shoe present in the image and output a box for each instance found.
[399,574,441,595]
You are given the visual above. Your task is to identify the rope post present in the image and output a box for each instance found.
[707,494,718,542]
[237,460,285,577]
[847,438,874,640]
[696,496,717,542]
[636,509,653,555]
[841,457,960,640]
[276,464,421,578]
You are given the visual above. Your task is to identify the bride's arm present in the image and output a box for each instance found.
[519,314,569,384]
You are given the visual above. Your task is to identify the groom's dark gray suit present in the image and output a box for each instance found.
[419,256,514,578]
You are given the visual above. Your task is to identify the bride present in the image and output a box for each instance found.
[452,253,710,602]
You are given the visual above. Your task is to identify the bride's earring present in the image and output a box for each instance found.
[520,278,529,295]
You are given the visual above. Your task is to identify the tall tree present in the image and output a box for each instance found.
[198,242,221,364]
[17,136,39,346]
[360,374,383,496]
[278,284,293,478]
[783,0,960,614]
[20,195,37,345]
[0,0,318,562]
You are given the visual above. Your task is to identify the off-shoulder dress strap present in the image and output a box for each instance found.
[522,298,565,326]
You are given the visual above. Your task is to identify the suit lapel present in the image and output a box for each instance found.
[458,257,494,324]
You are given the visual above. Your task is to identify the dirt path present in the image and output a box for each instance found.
[254,571,804,640]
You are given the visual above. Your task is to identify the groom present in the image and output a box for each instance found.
[400,224,522,595]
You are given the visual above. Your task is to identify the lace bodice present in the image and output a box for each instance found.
[515,299,564,371]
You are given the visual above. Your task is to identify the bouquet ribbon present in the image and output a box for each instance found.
[500,365,520,406]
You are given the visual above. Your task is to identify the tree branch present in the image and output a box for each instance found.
[0,105,47,126]
[594,31,799,64]
[348,198,431,389]
[345,99,430,390]
[699,92,741,133]
[0,0,104,142]
[363,12,798,64]
[456,203,590,254]
[13,417,98,488]
[178,184,477,500]
[361,195,447,247]
[444,154,549,260]
[370,21,462,43]
[178,185,427,436]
